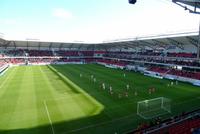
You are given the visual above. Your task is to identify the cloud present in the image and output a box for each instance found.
[0,19,17,25]
[52,8,73,20]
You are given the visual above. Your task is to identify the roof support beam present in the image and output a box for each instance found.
[26,41,29,50]
[99,44,109,51]
[151,39,169,49]
[13,41,16,49]
[4,41,11,49]
[78,44,83,50]
[86,44,91,50]
[167,38,184,50]
[186,36,198,48]
[108,43,124,50]
[49,43,53,50]
[118,42,137,50]
[86,44,95,50]
[122,44,137,50]
[38,42,41,50]
[198,23,200,60]
[100,43,113,50]
[92,44,95,51]
[0,40,6,48]
[125,41,144,49]
[59,43,64,50]
[69,43,74,49]
[139,40,156,50]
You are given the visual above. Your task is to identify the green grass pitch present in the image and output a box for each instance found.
[0,64,200,134]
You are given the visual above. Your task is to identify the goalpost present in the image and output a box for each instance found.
[137,97,171,119]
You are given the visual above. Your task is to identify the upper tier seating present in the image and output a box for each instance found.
[167,52,197,58]
[0,49,199,67]
[81,51,94,56]
[26,50,53,57]
[2,49,25,57]
[55,50,79,57]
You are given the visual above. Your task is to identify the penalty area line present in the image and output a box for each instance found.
[44,100,55,134]
[62,113,137,134]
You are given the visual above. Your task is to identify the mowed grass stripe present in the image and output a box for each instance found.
[0,67,18,128]
[38,66,65,125]
[0,67,25,129]
[0,67,17,98]
[33,66,52,134]
[7,66,37,129]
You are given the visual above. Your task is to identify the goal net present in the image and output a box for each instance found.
[137,97,171,119]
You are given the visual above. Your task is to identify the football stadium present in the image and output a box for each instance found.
[0,0,200,134]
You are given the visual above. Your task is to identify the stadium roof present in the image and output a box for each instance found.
[0,32,198,50]
[174,0,200,7]
[172,0,200,14]
[101,34,199,50]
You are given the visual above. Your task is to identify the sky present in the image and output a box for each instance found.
[0,0,199,43]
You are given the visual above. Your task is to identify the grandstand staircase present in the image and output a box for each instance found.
[52,49,57,56]
[163,69,172,76]
[24,50,28,65]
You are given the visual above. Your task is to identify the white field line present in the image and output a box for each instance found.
[108,96,200,111]
[62,113,137,134]
[61,96,200,134]
[0,67,12,89]
[44,100,55,134]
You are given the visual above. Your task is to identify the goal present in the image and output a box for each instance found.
[137,97,171,119]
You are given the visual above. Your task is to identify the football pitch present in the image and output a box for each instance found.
[0,64,200,134]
